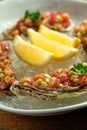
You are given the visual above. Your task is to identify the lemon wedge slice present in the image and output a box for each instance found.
[27,29,79,60]
[13,35,53,66]
[39,25,80,48]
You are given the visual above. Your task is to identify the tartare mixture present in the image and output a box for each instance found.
[74,20,87,52]
[0,42,15,89]
[0,10,73,41]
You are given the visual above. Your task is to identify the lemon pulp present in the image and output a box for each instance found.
[39,25,80,47]
[28,29,79,60]
[13,35,53,66]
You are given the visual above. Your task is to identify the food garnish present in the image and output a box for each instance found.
[39,25,80,47]
[10,63,87,100]
[28,28,79,60]
[13,35,53,66]
[70,63,87,74]
[24,10,40,23]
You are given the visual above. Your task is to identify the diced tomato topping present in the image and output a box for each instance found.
[8,77,15,86]
[0,43,9,52]
[50,68,69,87]
[62,22,70,28]
[51,69,69,83]
[74,20,87,51]
[34,74,46,81]
[48,78,61,88]
[17,20,24,29]
[79,74,87,86]
[48,12,56,25]
[0,79,7,89]
[0,42,16,90]
[54,79,61,88]
[61,13,70,22]
[48,79,55,88]
[0,43,9,59]
[60,73,69,83]
[41,11,71,31]
[74,26,79,33]
[4,68,13,77]
[19,77,34,85]
[10,29,19,37]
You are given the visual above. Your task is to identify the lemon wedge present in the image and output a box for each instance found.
[39,25,80,48]
[27,29,79,60]
[13,35,53,66]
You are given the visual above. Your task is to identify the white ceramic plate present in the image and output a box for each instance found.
[0,0,87,116]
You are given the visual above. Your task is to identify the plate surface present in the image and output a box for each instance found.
[0,0,87,116]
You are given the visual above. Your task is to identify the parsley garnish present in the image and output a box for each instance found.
[24,10,40,23]
[70,63,87,74]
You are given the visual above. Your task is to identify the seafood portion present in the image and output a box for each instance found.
[10,81,87,100]
[0,10,73,41]
[74,20,87,52]
[0,42,16,89]
[41,11,73,31]
[10,63,87,100]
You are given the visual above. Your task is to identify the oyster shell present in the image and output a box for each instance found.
[10,81,87,100]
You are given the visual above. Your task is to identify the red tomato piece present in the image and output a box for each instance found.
[34,74,46,81]
[0,79,7,89]
[19,77,34,85]
[48,12,56,25]
[54,78,61,88]
[60,73,69,83]
[79,74,87,86]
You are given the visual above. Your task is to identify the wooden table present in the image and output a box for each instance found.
[0,107,87,130]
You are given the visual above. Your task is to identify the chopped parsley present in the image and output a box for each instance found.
[24,10,40,23]
[70,63,87,74]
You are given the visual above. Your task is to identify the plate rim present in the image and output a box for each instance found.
[0,101,87,116]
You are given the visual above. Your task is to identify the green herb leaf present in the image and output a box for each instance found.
[24,10,29,19]
[24,10,40,23]
[70,63,87,74]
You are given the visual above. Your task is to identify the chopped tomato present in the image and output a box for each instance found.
[74,20,87,51]
[0,42,16,90]
[4,68,14,77]
[79,74,87,86]
[54,79,61,88]
[51,69,69,81]
[10,29,19,36]
[74,26,79,33]
[8,77,15,86]
[60,73,69,83]
[34,74,46,81]
[19,77,34,85]
[48,79,55,88]
[41,11,72,31]
[48,78,61,88]
[17,20,24,29]
[0,79,8,89]
[0,43,9,59]
[48,12,56,25]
